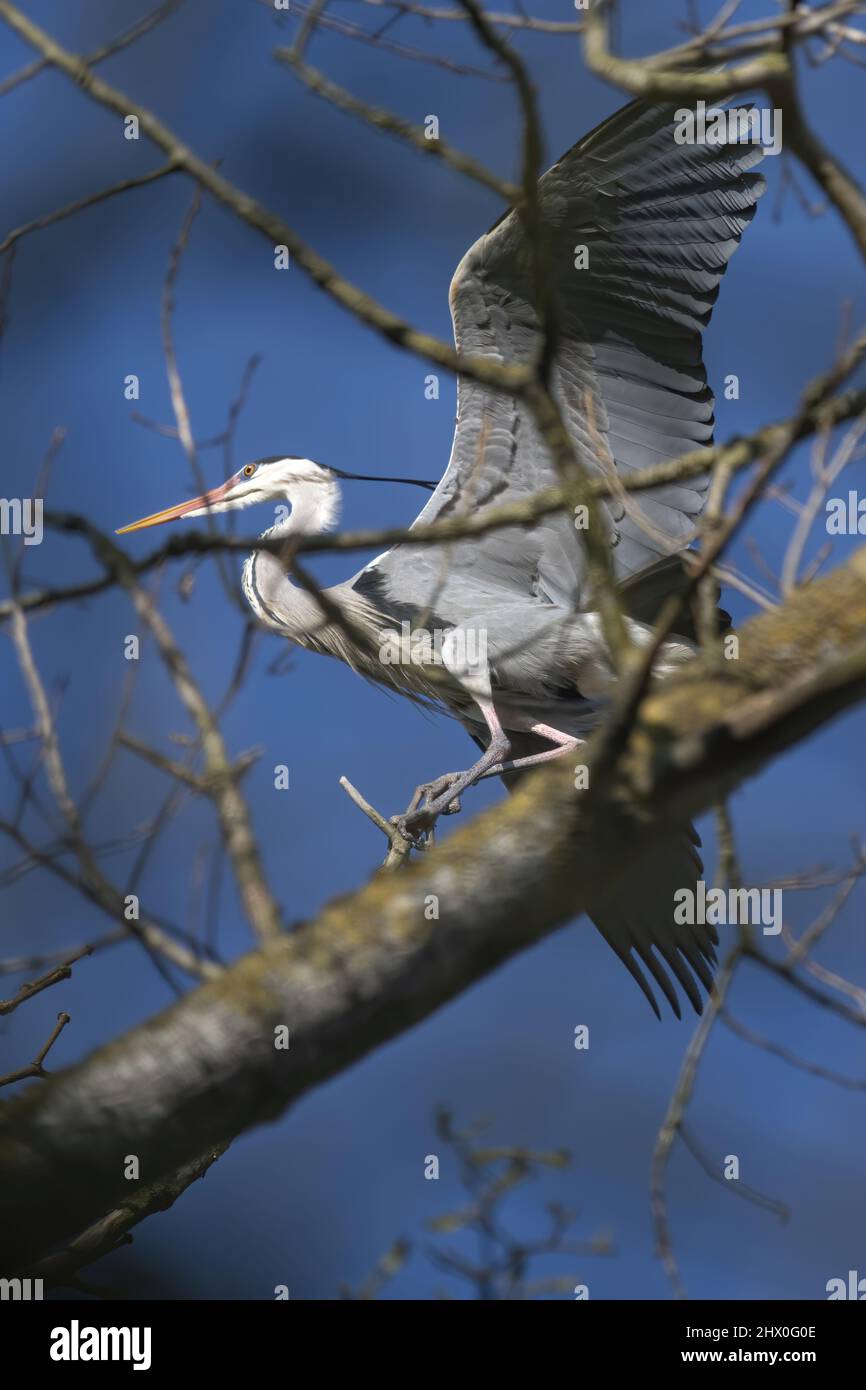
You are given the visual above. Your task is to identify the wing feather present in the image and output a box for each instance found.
[353,97,764,621]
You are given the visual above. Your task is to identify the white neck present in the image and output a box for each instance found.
[271,476,342,539]
[242,476,342,639]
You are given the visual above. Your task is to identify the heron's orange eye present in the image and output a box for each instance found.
[243,464,256,478]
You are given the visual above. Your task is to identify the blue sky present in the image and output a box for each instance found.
[1,0,865,1299]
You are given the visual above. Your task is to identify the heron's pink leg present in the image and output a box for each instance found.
[478,720,583,779]
[400,697,510,833]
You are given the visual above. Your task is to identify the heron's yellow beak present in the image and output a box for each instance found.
[116,478,235,534]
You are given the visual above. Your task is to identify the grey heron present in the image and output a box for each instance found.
[118,99,765,1017]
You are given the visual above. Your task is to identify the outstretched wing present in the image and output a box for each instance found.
[352,98,765,624]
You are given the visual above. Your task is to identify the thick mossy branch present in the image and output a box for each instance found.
[2,549,866,1269]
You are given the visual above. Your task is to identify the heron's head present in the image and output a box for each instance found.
[116,455,436,535]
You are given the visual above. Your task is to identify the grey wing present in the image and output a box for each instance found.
[352,98,765,624]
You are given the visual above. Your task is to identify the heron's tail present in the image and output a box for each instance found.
[583,825,719,1019]
[478,725,719,1017]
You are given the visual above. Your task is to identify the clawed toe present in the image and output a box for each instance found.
[396,772,465,842]
[393,812,429,844]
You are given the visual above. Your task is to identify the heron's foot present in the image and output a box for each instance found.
[396,733,511,843]
[396,773,464,842]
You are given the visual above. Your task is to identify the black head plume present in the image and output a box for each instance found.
[329,465,437,492]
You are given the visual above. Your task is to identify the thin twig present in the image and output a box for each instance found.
[0,946,93,1017]
[0,0,182,97]
[0,163,179,256]
[0,1011,71,1087]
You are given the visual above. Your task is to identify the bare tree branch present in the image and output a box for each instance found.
[0,162,178,257]
[0,0,182,98]
[0,946,93,1018]
[0,1011,71,1088]
[0,0,530,396]
[3,544,866,1268]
